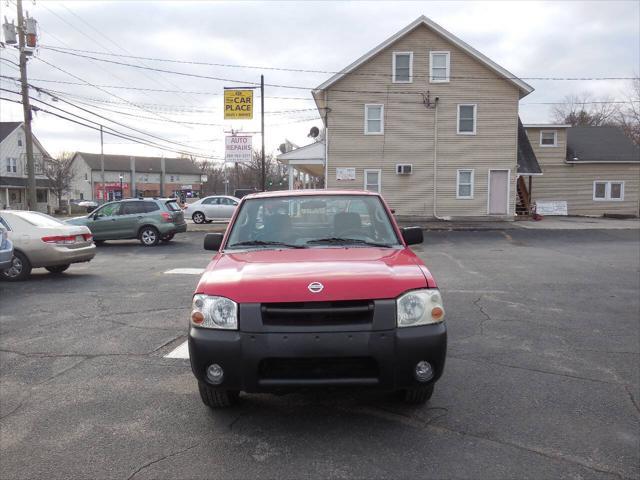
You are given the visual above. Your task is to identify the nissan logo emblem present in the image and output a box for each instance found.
[308,282,324,293]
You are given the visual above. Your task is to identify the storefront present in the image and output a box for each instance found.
[95,182,129,201]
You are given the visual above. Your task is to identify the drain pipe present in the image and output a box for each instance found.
[432,97,449,220]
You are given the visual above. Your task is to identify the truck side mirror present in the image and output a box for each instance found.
[401,226,423,246]
[204,233,224,251]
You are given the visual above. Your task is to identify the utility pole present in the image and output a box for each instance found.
[16,0,37,210]
[260,75,265,192]
[100,125,105,202]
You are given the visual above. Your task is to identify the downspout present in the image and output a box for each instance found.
[432,97,448,220]
[324,91,329,189]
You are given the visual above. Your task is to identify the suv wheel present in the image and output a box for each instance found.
[1,251,32,281]
[198,381,239,408]
[45,264,70,274]
[192,212,205,224]
[402,384,434,404]
[139,226,160,247]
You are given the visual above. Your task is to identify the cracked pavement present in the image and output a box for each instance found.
[0,229,638,479]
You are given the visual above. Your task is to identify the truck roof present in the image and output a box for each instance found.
[243,189,379,200]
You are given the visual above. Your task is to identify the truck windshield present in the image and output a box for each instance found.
[226,195,401,249]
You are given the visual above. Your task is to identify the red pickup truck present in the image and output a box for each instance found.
[189,190,446,407]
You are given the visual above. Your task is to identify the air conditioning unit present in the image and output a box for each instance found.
[396,164,412,175]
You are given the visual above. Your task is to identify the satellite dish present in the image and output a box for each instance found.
[279,143,287,154]
[308,126,320,138]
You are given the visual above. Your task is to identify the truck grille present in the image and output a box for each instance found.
[259,357,379,380]
[261,300,374,328]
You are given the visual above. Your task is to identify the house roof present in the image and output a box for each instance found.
[277,142,325,161]
[0,122,22,143]
[312,15,534,98]
[517,118,542,175]
[74,152,204,174]
[566,127,640,163]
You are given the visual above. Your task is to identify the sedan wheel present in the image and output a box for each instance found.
[139,226,160,247]
[192,212,205,224]
[1,251,32,282]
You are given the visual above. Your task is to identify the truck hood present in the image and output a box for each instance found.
[196,247,433,303]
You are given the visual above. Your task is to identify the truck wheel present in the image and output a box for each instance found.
[45,264,70,274]
[1,251,32,281]
[139,226,160,247]
[192,212,205,224]
[198,381,239,408]
[402,384,434,404]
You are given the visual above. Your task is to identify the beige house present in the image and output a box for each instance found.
[0,122,56,212]
[311,16,538,219]
[525,126,639,217]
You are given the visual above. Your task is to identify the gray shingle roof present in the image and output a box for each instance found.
[74,152,203,174]
[567,127,639,162]
[0,122,22,143]
[517,118,542,175]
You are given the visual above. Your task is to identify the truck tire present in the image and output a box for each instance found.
[139,226,160,247]
[46,264,70,274]
[1,251,32,282]
[402,384,434,404]
[198,381,239,408]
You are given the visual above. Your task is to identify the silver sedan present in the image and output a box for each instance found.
[0,210,96,281]
[183,196,239,224]
[0,223,13,272]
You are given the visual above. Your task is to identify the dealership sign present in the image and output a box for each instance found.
[225,135,252,163]
[224,89,253,119]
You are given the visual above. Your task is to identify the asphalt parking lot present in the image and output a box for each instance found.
[1,228,638,480]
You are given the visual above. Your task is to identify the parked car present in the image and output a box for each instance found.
[0,210,96,281]
[77,200,99,213]
[188,190,446,408]
[233,189,260,199]
[0,222,14,272]
[66,198,186,246]
[183,195,239,224]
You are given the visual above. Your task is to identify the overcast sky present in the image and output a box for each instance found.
[0,0,638,162]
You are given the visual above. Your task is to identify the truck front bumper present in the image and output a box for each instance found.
[189,323,446,392]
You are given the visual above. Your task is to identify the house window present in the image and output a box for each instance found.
[85,173,88,180]
[392,52,413,83]
[593,181,624,201]
[170,175,175,182]
[457,104,477,135]
[430,51,450,83]
[540,131,557,147]
[364,169,381,193]
[364,104,384,135]
[17,137,22,147]
[457,169,474,199]
[36,189,48,203]
[6,157,17,173]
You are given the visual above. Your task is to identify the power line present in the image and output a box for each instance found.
[40,44,639,82]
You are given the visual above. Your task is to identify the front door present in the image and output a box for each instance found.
[90,202,122,239]
[488,170,509,215]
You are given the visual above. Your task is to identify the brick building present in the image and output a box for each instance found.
[69,152,206,201]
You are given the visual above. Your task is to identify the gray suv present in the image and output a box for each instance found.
[66,198,187,246]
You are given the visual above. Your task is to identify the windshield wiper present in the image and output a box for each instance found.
[227,240,306,249]
[306,237,393,248]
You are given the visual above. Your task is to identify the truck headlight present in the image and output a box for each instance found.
[397,289,445,327]
[191,294,238,330]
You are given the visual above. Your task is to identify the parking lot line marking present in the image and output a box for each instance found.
[164,268,205,275]
[164,341,189,359]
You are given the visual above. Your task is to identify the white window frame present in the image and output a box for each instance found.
[392,51,413,83]
[364,169,382,193]
[364,104,384,135]
[540,130,558,147]
[429,51,450,83]
[6,157,17,173]
[457,104,477,135]
[456,169,475,199]
[593,181,624,201]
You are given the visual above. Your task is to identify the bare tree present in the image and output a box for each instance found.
[44,151,75,207]
[616,78,640,145]
[551,92,618,126]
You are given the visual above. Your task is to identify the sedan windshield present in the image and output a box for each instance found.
[226,195,400,249]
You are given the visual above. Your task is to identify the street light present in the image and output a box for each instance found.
[119,174,123,200]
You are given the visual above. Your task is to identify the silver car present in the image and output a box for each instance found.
[184,196,239,224]
[0,222,13,272]
[0,210,96,281]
